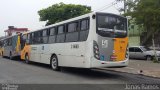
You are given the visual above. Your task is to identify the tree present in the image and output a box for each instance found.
[38,2,91,26]
[125,0,160,32]
[125,0,160,62]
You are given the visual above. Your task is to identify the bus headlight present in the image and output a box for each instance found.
[93,40,100,60]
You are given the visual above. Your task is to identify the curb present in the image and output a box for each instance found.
[97,68,160,79]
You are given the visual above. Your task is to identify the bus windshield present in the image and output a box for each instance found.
[97,14,127,38]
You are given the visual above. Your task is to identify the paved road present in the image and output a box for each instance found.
[0,57,160,90]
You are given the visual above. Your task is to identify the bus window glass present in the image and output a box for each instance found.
[50,28,56,35]
[42,30,48,44]
[21,34,27,49]
[65,22,79,42]
[56,35,65,43]
[58,26,64,34]
[31,33,35,44]
[43,30,47,36]
[79,30,89,41]
[48,36,56,43]
[79,19,89,41]
[97,14,127,38]
[81,19,89,31]
[48,28,56,43]
[43,37,48,44]
[56,25,65,43]
[68,22,78,32]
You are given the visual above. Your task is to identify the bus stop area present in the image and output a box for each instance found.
[101,59,160,78]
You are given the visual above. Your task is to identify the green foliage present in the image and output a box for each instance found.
[152,56,159,63]
[38,2,91,26]
[125,0,160,32]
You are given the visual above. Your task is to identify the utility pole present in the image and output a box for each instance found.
[124,0,127,13]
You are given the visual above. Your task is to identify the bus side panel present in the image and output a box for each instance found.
[11,35,20,57]
[21,45,31,60]
[3,46,11,57]
[53,42,87,68]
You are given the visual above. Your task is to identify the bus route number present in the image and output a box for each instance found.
[71,44,79,49]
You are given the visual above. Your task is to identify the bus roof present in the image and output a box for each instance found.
[25,12,126,34]
[0,34,19,41]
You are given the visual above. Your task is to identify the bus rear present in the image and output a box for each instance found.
[91,13,128,68]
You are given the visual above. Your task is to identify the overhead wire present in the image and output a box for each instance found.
[94,0,123,12]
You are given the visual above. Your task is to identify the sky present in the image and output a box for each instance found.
[0,0,124,36]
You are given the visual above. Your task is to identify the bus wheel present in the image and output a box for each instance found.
[9,52,13,60]
[25,54,30,64]
[50,55,60,71]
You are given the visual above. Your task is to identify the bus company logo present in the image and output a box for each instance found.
[102,40,108,48]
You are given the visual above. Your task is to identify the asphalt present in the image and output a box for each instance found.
[0,57,160,90]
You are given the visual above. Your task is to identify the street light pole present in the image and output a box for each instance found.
[124,0,127,13]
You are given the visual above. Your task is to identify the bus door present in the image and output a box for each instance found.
[12,35,21,56]
[40,44,49,64]
[30,45,41,62]
[30,33,41,62]
[40,30,50,64]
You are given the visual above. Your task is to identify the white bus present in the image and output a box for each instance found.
[21,12,129,70]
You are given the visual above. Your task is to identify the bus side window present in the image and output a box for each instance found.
[30,33,34,44]
[27,33,31,44]
[3,40,6,46]
[7,38,11,46]
[39,31,43,44]
[48,27,56,44]
[56,25,65,43]
[66,22,79,42]
[34,31,42,44]
[79,19,89,41]
[42,29,48,44]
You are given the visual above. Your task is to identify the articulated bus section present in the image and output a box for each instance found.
[0,34,21,59]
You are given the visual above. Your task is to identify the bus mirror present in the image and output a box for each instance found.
[92,14,96,19]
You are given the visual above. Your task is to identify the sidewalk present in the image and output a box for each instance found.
[101,59,160,78]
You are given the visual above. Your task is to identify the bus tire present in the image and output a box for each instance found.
[50,55,60,71]
[25,54,30,64]
[9,52,13,60]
